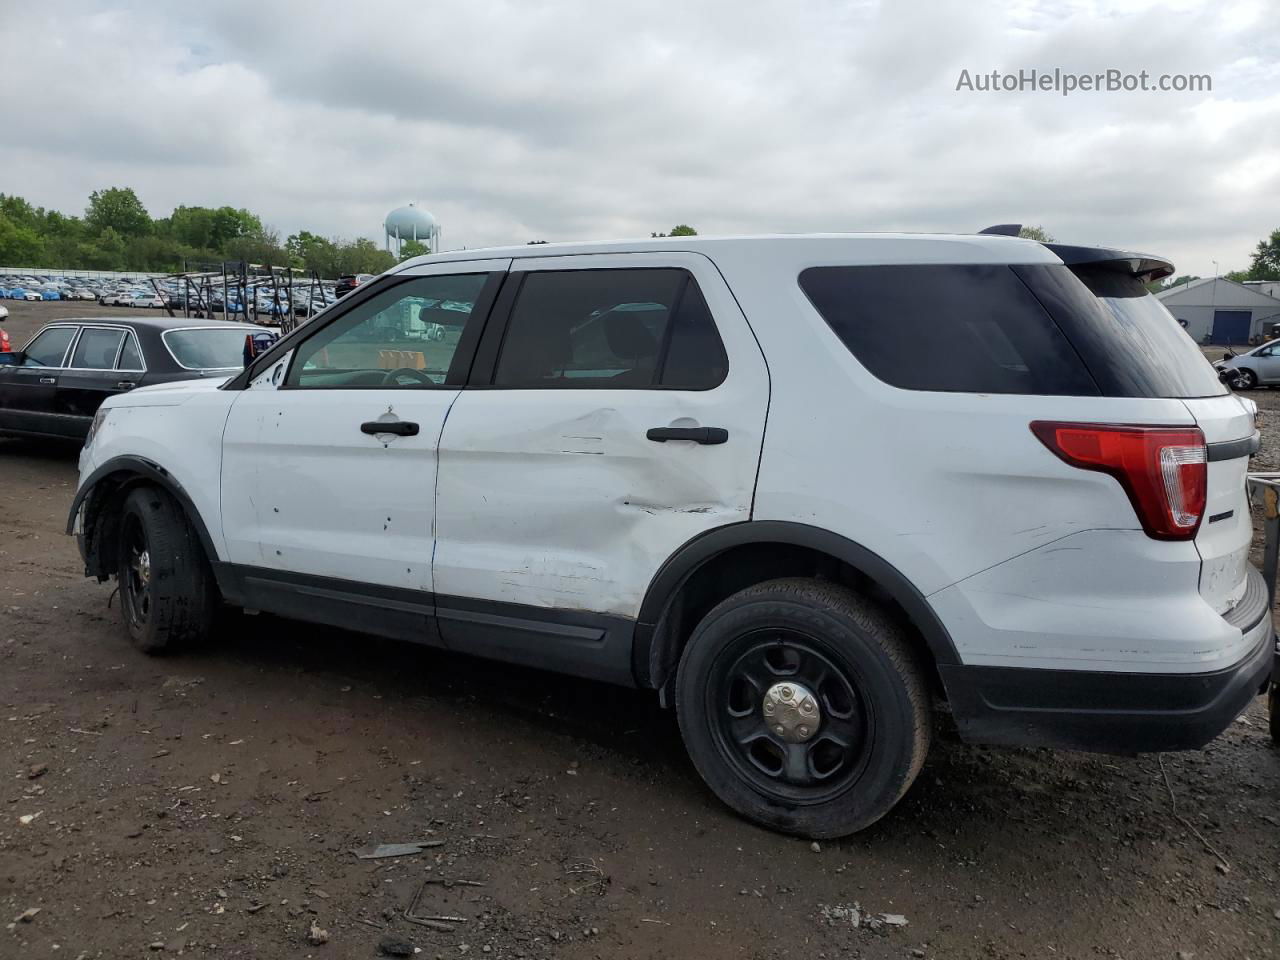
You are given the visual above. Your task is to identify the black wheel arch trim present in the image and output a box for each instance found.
[67,455,218,578]
[633,520,961,691]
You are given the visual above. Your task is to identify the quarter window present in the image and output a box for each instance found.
[492,269,728,389]
[289,274,490,388]
[21,327,77,368]
[799,264,1099,395]
[117,332,143,371]
[70,329,125,370]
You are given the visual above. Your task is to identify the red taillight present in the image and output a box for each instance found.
[1031,421,1207,540]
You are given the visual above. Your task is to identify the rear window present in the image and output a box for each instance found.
[1014,264,1226,398]
[798,264,1098,395]
[162,328,248,370]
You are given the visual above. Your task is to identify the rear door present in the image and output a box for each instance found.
[432,252,769,677]
[54,325,130,435]
[0,324,79,436]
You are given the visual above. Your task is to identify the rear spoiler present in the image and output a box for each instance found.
[974,226,1175,282]
[1041,243,1174,282]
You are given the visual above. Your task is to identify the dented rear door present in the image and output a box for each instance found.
[432,251,769,623]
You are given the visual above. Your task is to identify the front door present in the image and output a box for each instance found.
[0,324,79,436]
[433,252,769,677]
[220,262,508,594]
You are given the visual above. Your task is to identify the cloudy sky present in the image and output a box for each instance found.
[1,0,1277,275]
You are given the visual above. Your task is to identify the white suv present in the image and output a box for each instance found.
[67,233,1276,838]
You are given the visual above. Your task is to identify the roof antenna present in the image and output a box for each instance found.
[977,224,1022,237]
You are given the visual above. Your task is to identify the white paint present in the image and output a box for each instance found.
[431,251,768,616]
[73,233,1266,680]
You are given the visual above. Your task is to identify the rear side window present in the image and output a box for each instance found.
[493,269,728,389]
[70,329,125,370]
[1014,264,1226,399]
[798,265,1098,395]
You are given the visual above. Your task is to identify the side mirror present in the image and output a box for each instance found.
[0,351,21,366]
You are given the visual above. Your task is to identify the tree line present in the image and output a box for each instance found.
[0,187,399,277]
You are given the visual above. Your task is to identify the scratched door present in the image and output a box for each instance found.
[433,251,769,618]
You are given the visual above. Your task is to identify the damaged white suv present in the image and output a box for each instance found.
[68,232,1276,838]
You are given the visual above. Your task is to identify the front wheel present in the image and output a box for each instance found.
[1236,368,1259,390]
[675,578,932,838]
[116,486,216,653]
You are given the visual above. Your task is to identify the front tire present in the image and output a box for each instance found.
[116,486,216,654]
[675,578,932,838]
[1236,368,1258,390]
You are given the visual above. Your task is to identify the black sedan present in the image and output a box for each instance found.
[0,316,266,441]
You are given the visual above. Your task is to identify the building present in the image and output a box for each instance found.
[1156,277,1280,345]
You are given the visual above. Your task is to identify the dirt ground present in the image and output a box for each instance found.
[2,300,1279,960]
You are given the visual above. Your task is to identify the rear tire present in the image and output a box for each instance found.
[115,486,216,654]
[675,578,932,838]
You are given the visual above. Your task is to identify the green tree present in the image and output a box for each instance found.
[1017,225,1054,242]
[398,238,430,260]
[1245,229,1280,281]
[85,187,152,237]
[651,225,698,237]
[0,212,47,265]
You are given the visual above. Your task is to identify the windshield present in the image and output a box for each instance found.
[162,328,248,370]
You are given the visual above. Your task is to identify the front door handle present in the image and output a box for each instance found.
[39,376,56,385]
[646,426,729,445]
[361,420,419,437]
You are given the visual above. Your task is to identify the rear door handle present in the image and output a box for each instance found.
[116,381,136,390]
[361,420,420,437]
[39,376,56,385]
[646,426,729,445]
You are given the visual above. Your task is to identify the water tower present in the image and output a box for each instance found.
[384,203,441,257]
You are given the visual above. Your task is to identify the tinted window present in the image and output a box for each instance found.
[289,274,488,388]
[22,327,77,367]
[799,265,1098,395]
[70,329,125,370]
[163,329,251,370]
[117,332,143,370]
[1015,264,1226,399]
[493,269,727,389]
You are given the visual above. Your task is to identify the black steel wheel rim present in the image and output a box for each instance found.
[707,629,873,805]
[121,513,151,629]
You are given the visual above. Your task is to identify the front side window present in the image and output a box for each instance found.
[288,274,490,388]
[22,327,77,367]
[70,329,125,370]
[492,268,728,389]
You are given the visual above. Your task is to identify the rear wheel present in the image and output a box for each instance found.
[116,486,216,654]
[675,578,932,838]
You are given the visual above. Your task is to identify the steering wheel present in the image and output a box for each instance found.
[381,367,435,386]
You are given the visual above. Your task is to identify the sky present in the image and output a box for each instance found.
[0,0,1277,277]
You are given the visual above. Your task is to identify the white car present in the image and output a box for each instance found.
[130,294,165,309]
[99,292,133,307]
[0,304,8,321]
[22,290,42,301]
[67,232,1274,838]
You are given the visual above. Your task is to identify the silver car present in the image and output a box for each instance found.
[1215,340,1280,389]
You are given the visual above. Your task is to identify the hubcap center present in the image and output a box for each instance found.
[762,681,821,743]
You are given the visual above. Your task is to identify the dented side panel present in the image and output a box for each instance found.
[433,252,769,618]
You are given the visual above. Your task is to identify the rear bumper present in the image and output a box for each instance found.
[942,608,1275,754]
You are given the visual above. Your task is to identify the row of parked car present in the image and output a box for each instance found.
[0,271,346,319]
